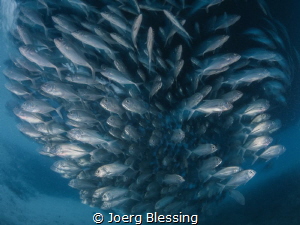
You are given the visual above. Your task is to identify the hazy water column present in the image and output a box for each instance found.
[0,0,17,33]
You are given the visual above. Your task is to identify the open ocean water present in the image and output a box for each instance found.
[0,0,299,225]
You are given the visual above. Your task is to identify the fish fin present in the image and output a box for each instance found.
[265,158,272,162]
[206,6,209,13]
[44,121,54,134]
[107,140,118,146]
[43,112,52,118]
[205,113,211,117]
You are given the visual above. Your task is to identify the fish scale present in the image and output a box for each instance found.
[1,0,297,217]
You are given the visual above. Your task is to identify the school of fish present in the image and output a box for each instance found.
[2,0,298,216]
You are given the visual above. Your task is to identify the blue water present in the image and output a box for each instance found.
[0,0,300,225]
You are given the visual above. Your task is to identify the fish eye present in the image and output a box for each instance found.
[126,100,130,103]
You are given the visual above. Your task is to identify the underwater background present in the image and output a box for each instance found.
[0,0,299,225]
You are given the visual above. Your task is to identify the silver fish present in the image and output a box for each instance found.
[163,174,185,185]
[221,90,243,103]
[41,81,80,101]
[192,99,233,116]
[21,99,62,118]
[132,14,143,50]
[100,65,141,90]
[102,188,128,201]
[5,82,31,96]
[106,115,125,128]
[67,110,99,124]
[122,97,149,115]
[68,179,97,189]
[212,166,242,179]
[20,6,48,37]
[52,144,89,159]
[243,136,273,152]
[95,162,131,178]
[252,145,286,164]
[198,156,222,172]
[19,45,64,80]
[67,128,111,146]
[155,196,175,210]
[147,27,154,73]
[195,35,230,56]
[187,143,218,158]
[100,97,125,117]
[71,30,113,54]
[17,123,42,138]
[224,169,256,187]
[54,37,96,80]
[163,10,191,42]
[171,129,185,143]
[100,12,130,32]
[13,108,44,124]
[101,197,130,210]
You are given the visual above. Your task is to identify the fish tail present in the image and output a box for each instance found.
[185,149,192,159]
[148,58,151,74]
[238,147,246,159]
[127,159,136,171]
[55,66,67,80]
[129,190,142,201]
[55,105,63,119]
[44,5,55,16]
[30,77,40,88]
[90,66,96,80]
[206,6,209,14]
[242,133,249,144]
[96,123,106,132]
[217,183,225,194]
[44,119,54,126]
[135,82,143,92]
[187,109,195,120]
[251,155,259,165]
[203,174,212,183]
[228,190,245,205]
[107,50,117,60]
[43,25,50,40]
